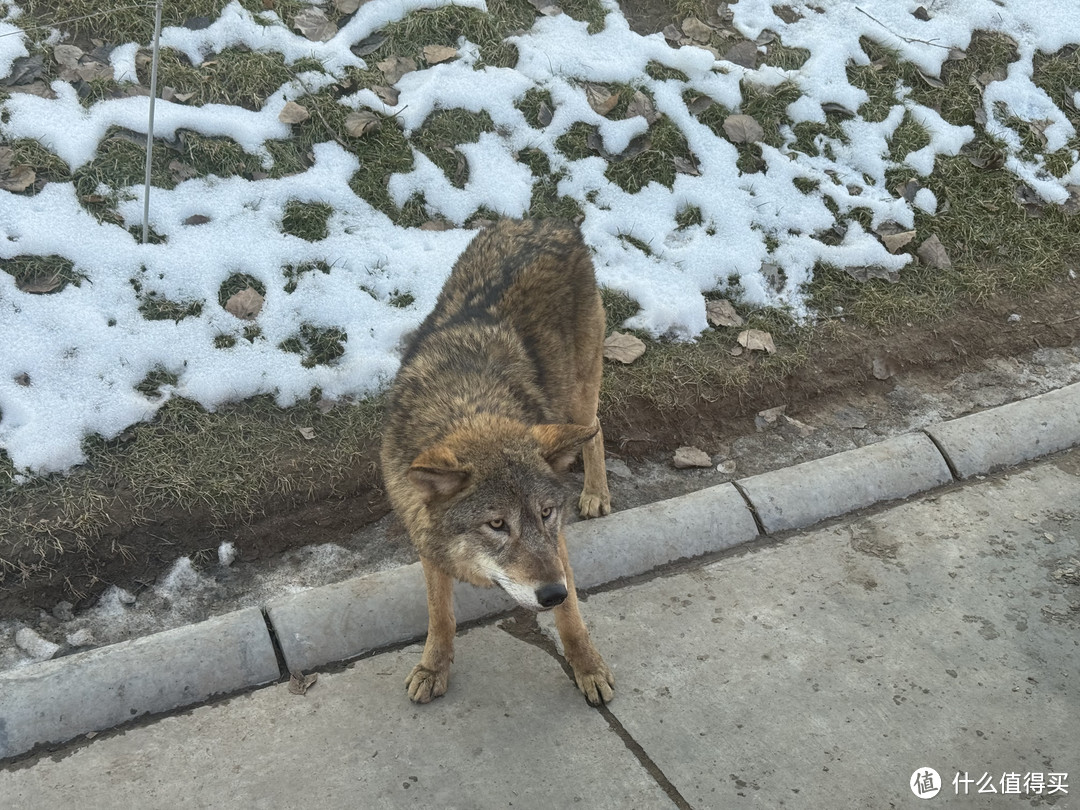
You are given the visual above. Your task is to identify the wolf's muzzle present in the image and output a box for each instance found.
[535,583,568,608]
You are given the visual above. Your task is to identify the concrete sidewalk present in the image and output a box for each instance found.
[3,448,1077,808]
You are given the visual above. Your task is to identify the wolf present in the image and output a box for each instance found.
[380,218,614,705]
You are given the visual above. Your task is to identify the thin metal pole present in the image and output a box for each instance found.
[142,0,164,244]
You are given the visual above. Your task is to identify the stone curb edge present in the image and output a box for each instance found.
[3,381,1079,759]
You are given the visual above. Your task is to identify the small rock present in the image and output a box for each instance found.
[833,406,868,430]
[66,628,96,647]
[52,600,75,622]
[755,404,786,431]
[1007,313,1021,323]
[218,541,237,567]
[673,446,712,469]
[116,588,137,605]
[872,355,898,380]
[715,459,737,476]
[781,415,815,437]
[15,627,60,660]
[605,458,632,479]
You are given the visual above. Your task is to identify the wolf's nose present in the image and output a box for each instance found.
[536,583,568,608]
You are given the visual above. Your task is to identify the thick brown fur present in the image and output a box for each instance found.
[381,219,613,705]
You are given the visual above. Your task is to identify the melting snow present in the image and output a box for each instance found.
[0,0,1077,474]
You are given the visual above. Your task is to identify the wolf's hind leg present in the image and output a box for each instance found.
[578,417,610,518]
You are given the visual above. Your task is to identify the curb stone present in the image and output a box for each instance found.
[0,607,278,759]
[924,381,1080,478]
[265,481,759,672]
[5,383,1080,760]
[735,432,953,534]
[265,566,514,673]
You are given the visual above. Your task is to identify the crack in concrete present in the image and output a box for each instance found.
[498,609,695,810]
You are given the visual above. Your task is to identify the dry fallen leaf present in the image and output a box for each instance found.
[292,8,337,42]
[706,299,744,327]
[183,214,211,226]
[0,163,35,192]
[288,670,318,695]
[17,273,62,294]
[603,332,646,364]
[351,33,386,57]
[373,85,400,105]
[737,328,776,354]
[686,94,714,116]
[334,0,363,12]
[377,56,416,84]
[673,446,712,469]
[585,83,618,116]
[168,159,198,181]
[53,44,84,71]
[916,69,944,89]
[345,110,382,137]
[662,23,682,43]
[722,40,759,69]
[723,113,764,144]
[278,100,310,124]
[681,16,713,43]
[423,44,458,64]
[673,155,700,176]
[1014,183,1045,218]
[537,101,553,127]
[225,287,264,320]
[298,426,316,440]
[879,229,916,254]
[625,90,658,124]
[0,146,36,192]
[14,373,31,387]
[1062,185,1080,217]
[916,234,952,269]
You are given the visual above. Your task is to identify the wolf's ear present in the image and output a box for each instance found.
[531,423,598,473]
[408,445,469,502]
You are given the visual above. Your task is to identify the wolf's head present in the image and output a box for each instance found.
[406,415,596,610]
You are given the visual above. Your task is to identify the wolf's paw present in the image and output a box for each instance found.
[578,490,611,519]
[405,663,449,703]
[570,655,615,706]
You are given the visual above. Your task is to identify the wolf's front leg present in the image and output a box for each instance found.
[553,533,614,704]
[406,556,456,703]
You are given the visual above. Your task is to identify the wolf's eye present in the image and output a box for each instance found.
[540,506,554,520]
[487,518,507,532]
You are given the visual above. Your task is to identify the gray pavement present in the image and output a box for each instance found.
[3,447,1077,808]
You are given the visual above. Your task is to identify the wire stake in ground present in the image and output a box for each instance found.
[142,0,164,245]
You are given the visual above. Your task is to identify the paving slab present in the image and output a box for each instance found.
[926,380,1080,478]
[0,623,677,810]
[736,432,952,533]
[0,607,278,760]
[575,453,1080,808]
